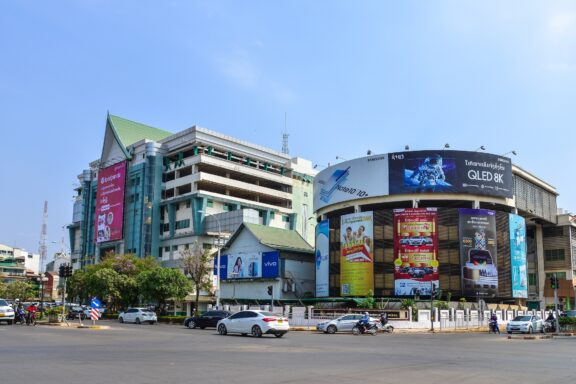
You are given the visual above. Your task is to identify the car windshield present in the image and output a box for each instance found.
[0,299,8,306]
[513,316,532,321]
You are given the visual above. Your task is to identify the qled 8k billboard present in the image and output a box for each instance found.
[94,161,127,243]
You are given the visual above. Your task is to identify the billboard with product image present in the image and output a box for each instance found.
[393,208,439,296]
[315,220,330,297]
[509,214,528,298]
[340,211,374,296]
[459,209,498,297]
[388,150,513,198]
[218,252,280,280]
[94,161,127,243]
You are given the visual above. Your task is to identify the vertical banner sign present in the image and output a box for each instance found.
[459,209,498,297]
[315,220,330,297]
[94,161,127,243]
[340,212,374,296]
[393,208,439,296]
[509,214,528,298]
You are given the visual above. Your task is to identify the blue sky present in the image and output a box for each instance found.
[1,1,575,258]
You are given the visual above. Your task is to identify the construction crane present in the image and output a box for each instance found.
[38,201,48,273]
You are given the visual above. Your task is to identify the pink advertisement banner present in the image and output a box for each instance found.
[94,161,127,243]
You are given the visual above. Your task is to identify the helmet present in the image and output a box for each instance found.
[365,312,369,316]
[15,299,19,302]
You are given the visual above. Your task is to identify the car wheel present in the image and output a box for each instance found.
[149,321,156,325]
[387,326,394,333]
[119,317,124,323]
[7,320,13,325]
[507,331,511,334]
[251,325,263,338]
[200,326,206,329]
[326,325,337,334]
[241,333,248,336]
[274,333,284,338]
[218,324,227,335]
[187,320,196,329]
[135,318,141,325]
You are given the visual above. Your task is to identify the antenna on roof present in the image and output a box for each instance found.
[282,112,289,155]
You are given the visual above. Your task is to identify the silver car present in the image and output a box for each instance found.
[118,308,157,324]
[506,315,544,334]
[316,314,379,334]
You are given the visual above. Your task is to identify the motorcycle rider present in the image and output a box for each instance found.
[489,313,499,334]
[380,312,388,326]
[358,312,371,332]
[26,303,38,326]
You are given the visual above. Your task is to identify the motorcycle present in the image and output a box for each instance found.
[379,315,394,333]
[544,319,556,333]
[14,309,26,325]
[488,320,500,334]
[352,321,378,336]
[26,310,37,326]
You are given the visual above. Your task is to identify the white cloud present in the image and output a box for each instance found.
[547,12,576,42]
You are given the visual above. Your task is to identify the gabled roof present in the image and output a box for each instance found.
[227,223,314,254]
[108,114,172,147]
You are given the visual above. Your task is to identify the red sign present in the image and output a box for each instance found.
[393,208,439,296]
[94,161,127,243]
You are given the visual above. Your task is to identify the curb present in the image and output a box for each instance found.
[507,335,552,340]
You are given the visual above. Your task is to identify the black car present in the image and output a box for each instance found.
[66,305,87,320]
[184,310,232,329]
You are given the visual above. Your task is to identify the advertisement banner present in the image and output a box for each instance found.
[459,209,498,297]
[340,212,374,296]
[509,214,528,298]
[388,150,513,198]
[94,161,127,243]
[314,155,389,211]
[315,220,330,297]
[222,252,279,279]
[393,208,439,296]
[214,255,228,280]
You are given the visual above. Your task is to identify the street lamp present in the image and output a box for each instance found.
[200,211,223,309]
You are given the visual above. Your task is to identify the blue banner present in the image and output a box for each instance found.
[214,254,228,280]
[509,214,528,298]
[262,251,280,278]
[315,220,330,297]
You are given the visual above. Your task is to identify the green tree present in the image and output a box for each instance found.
[66,268,90,304]
[180,243,214,315]
[137,267,191,314]
[0,281,6,297]
[5,280,35,301]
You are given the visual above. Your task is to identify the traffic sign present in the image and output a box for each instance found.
[90,297,102,309]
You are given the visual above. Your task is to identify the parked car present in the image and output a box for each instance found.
[0,298,15,324]
[563,310,576,318]
[216,310,289,338]
[316,314,380,334]
[506,315,544,334]
[67,305,87,320]
[118,308,158,324]
[184,310,232,329]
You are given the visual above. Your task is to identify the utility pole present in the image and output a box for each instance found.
[552,274,560,332]
[430,281,435,332]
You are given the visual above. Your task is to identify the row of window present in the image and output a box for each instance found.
[544,249,565,261]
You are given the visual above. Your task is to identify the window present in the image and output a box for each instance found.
[270,211,275,219]
[546,272,566,279]
[164,247,170,252]
[528,273,537,285]
[175,219,190,230]
[207,200,214,208]
[545,249,565,262]
[186,200,191,208]
[282,215,290,223]
[172,245,178,251]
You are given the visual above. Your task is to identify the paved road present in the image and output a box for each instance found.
[1,321,575,384]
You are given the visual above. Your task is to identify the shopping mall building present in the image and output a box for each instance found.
[313,150,576,309]
[68,114,316,273]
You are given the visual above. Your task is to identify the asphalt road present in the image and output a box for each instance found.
[1,321,575,384]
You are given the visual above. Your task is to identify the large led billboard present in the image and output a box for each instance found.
[313,155,389,211]
[315,220,330,297]
[388,150,513,198]
[94,161,127,243]
[459,209,498,297]
[393,208,439,296]
[509,214,528,298]
[340,211,374,296]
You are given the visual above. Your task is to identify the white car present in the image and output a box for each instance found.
[316,314,380,334]
[118,308,157,324]
[506,315,544,334]
[0,299,15,324]
[217,310,289,338]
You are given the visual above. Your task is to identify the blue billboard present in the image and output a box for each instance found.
[509,214,528,298]
[315,220,330,297]
[216,252,279,279]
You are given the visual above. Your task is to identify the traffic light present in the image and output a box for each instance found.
[267,285,273,296]
[550,275,558,290]
[58,264,65,278]
[66,264,73,277]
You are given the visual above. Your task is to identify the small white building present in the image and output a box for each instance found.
[216,223,315,303]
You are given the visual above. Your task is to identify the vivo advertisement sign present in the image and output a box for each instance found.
[215,252,280,280]
[388,150,513,198]
[315,220,330,297]
[313,155,389,212]
[509,214,528,298]
[94,161,127,243]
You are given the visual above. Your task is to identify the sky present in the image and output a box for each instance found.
[1,1,575,259]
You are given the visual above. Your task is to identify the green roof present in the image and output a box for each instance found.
[242,223,314,253]
[109,115,172,147]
